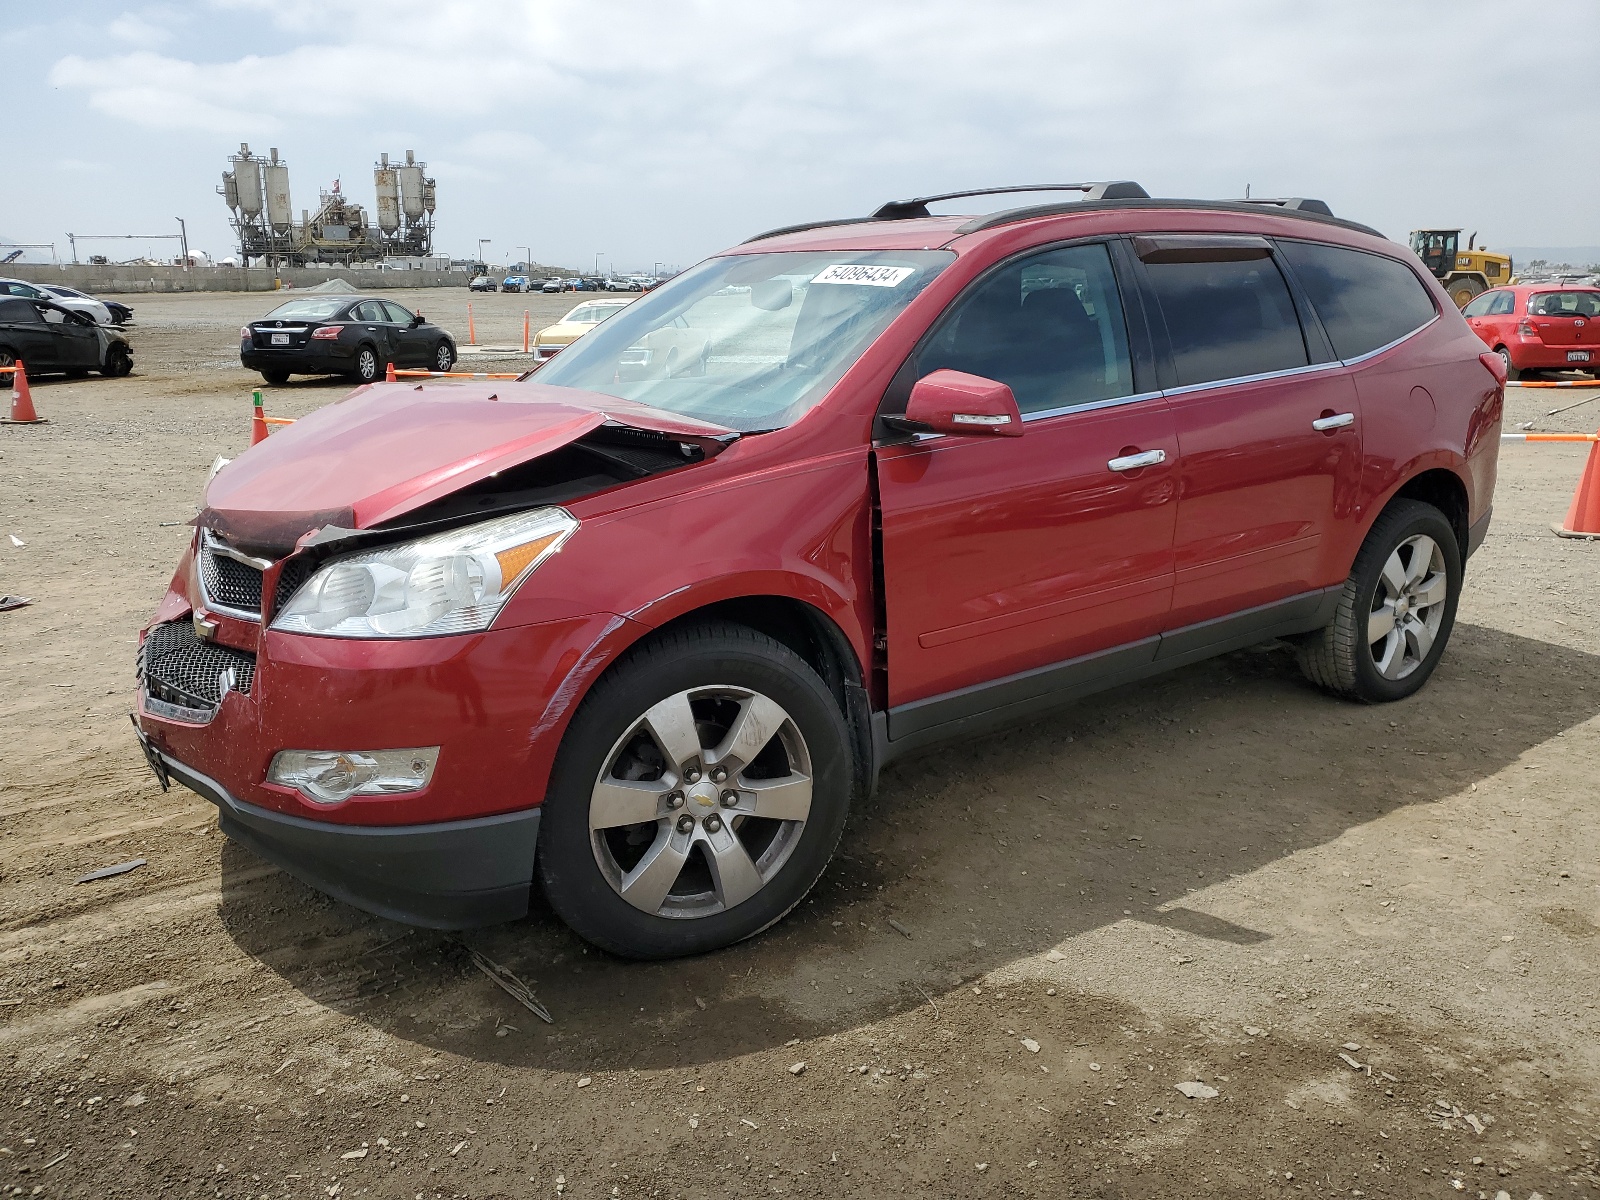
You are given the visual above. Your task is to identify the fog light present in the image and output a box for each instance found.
[267,747,439,805]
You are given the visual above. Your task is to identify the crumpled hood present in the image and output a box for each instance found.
[199,380,733,553]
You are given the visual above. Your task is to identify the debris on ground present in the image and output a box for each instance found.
[887,918,913,938]
[458,941,553,1023]
[0,595,32,612]
[1176,1081,1219,1099]
[75,858,146,884]
[1021,1038,1041,1053]
[788,1062,807,1076]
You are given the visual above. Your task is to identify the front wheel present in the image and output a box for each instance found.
[1297,499,1462,703]
[434,341,456,373]
[537,623,853,959]
[99,344,132,377]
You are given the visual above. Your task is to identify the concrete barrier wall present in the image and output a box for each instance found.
[4,263,476,296]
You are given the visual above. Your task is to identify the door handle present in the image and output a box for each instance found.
[1312,412,1355,431]
[1107,449,1166,472]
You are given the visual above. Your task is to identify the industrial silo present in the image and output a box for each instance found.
[234,146,263,219]
[373,153,400,234]
[263,148,293,235]
[398,150,426,223]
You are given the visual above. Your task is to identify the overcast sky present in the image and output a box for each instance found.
[6,0,1598,271]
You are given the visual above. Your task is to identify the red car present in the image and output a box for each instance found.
[132,182,1504,959]
[1462,283,1600,378]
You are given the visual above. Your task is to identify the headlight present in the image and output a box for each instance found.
[271,508,577,638]
[268,747,439,804]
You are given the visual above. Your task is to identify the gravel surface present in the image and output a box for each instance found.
[1,291,1597,1198]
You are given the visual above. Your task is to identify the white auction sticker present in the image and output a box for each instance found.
[811,264,916,287]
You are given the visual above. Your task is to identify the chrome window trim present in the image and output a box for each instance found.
[1337,313,1440,367]
[1159,358,1344,400]
[1020,389,1164,422]
[197,530,271,624]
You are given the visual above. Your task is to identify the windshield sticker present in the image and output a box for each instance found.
[811,264,916,287]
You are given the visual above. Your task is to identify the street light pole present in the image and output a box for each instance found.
[594,251,604,277]
[518,246,531,273]
[477,238,491,267]
[176,217,189,270]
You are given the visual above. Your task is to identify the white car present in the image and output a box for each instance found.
[0,279,112,325]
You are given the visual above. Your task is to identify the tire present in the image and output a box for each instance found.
[537,622,854,959]
[99,344,132,377]
[1494,345,1521,382]
[260,369,291,386]
[1448,276,1485,308]
[433,341,456,373]
[351,345,381,384]
[1297,499,1462,703]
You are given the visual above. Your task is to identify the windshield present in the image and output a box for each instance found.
[534,250,954,431]
[1528,291,1600,317]
[262,299,348,320]
[564,302,628,324]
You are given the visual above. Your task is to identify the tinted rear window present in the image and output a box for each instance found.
[262,299,348,320]
[1277,241,1437,360]
[1528,291,1600,318]
[1144,258,1308,387]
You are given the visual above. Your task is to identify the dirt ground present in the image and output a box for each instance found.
[1,289,1597,1200]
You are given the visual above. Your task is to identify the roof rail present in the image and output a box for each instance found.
[871,182,1149,221]
[1237,197,1334,216]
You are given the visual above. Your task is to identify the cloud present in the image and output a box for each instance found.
[28,0,1600,263]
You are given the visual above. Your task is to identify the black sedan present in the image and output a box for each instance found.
[0,297,132,377]
[240,296,457,385]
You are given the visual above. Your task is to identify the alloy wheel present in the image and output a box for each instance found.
[1367,533,1448,680]
[435,344,453,372]
[588,685,813,919]
[357,349,378,382]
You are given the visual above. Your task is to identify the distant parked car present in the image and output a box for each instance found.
[540,278,564,294]
[468,275,496,292]
[103,299,134,325]
[37,283,120,325]
[1462,284,1600,378]
[0,278,111,324]
[531,298,632,361]
[0,296,132,376]
[501,276,531,293]
[240,295,457,385]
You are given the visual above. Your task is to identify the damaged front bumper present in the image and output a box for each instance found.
[135,728,539,928]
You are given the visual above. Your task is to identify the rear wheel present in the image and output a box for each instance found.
[434,341,456,373]
[260,369,290,386]
[1297,499,1462,703]
[1495,345,1521,382]
[351,345,381,384]
[99,344,132,377]
[1448,276,1486,308]
[537,623,853,959]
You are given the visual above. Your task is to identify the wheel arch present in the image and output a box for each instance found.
[1382,467,1470,560]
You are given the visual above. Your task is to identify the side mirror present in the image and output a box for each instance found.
[410,313,425,326]
[896,369,1023,437]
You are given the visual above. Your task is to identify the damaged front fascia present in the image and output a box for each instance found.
[231,422,739,616]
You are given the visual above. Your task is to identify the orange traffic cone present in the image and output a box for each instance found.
[385,360,397,382]
[2,360,44,424]
[1554,437,1600,539]
[250,388,269,446]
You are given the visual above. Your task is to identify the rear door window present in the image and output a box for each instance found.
[915,242,1135,414]
[0,298,42,323]
[352,302,386,323]
[1276,241,1437,360]
[1142,256,1307,387]
[1489,291,1516,316]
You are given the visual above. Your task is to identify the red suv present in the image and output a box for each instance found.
[1461,283,1600,378]
[132,183,1504,959]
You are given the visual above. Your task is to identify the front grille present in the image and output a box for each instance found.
[273,555,315,616]
[140,620,256,710]
[200,545,264,616]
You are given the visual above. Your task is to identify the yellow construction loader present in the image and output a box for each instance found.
[1408,230,1515,308]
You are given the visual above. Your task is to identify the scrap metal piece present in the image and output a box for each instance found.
[458,941,553,1024]
[76,859,147,884]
